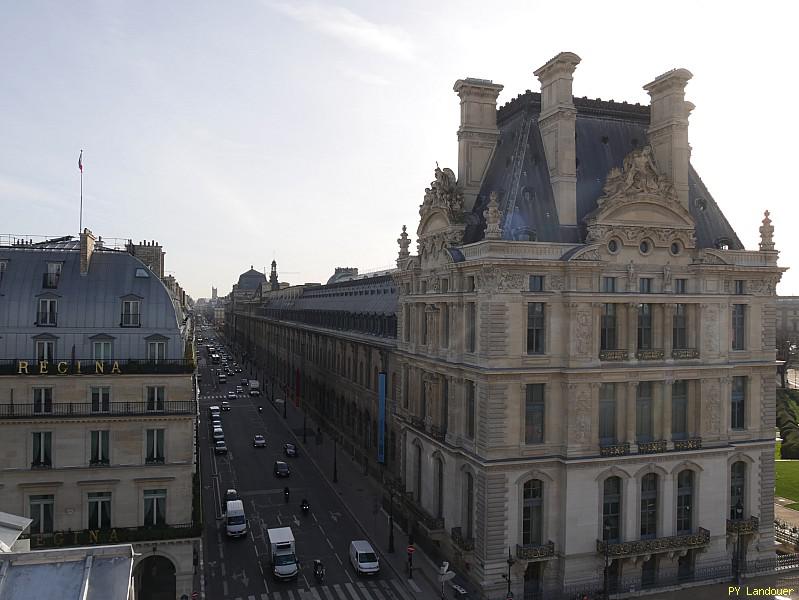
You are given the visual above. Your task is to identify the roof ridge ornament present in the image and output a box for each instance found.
[759,210,775,252]
[483,192,503,240]
[397,225,411,262]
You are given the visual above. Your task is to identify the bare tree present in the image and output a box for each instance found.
[777,328,799,389]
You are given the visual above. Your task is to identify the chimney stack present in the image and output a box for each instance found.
[453,78,504,212]
[80,228,96,275]
[534,51,581,228]
[644,68,693,209]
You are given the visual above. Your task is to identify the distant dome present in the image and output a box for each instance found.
[237,266,266,291]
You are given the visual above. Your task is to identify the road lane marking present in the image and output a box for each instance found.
[406,579,421,593]
[317,524,325,536]
[345,569,353,584]
[368,582,386,600]
[310,587,323,600]
[263,578,270,594]
[333,585,347,600]
[334,552,343,565]
[389,580,413,600]
[326,538,334,550]
[344,582,360,600]
[223,580,228,596]
[273,592,282,600]
[277,514,282,525]
[249,596,256,600]
[312,513,318,523]
[287,591,296,600]
[262,594,269,600]
[221,561,226,576]
[302,574,310,589]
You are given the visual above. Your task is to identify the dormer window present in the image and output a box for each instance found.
[0,260,7,281]
[38,299,57,326]
[121,300,141,327]
[43,263,62,289]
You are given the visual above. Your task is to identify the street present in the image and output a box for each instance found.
[198,337,416,600]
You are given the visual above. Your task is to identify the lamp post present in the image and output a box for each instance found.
[734,499,744,583]
[504,547,515,599]
[333,434,338,483]
[602,524,611,600]
[388,482,395,553]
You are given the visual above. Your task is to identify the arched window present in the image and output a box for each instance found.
[677,470,694,534]
[730,462,746,520]
[435,457,444,518]
[463,471,474,539]
[603,477,622,542]
[522,480,543,546]
[640,474,658,539]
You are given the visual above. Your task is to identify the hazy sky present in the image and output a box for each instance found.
[2,1,797,298]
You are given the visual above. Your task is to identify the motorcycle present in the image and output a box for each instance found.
[313,560,325,583]
[283,487,290,503]
[301,499,310,515]
[258,406,263,413]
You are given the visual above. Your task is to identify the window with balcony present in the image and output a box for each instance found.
[602,277,616,293]
[673,304,688,349]
[32,431,52,468]
[637,304,653,350]
[601,304,617,350]
[603,477,622,543]
[675,279,687,294]
[522,480,543,545]
[435,458,444,518]
[732,305,746,350]
[465,380,475,439]
[730,462,746,520]
[38,298,57,326]
[33,387,53,414]
[144,489,167,527]
[639,278,652,294]
[466,303,476,353]
[676,470,694,534]
[525,384,544,444]
[43,262,62,288]
[731,376,746,430]
[640,473,658,539]
[147,341,166,361]
[121,300,141,327]
[671,381,688,440]
[91,387,110,412]
[529,275,544,292]
[92,341,112,360]
[636,382,653,443]
[146,429,165,464]
[599,384,617,445]
[90,430,110,465]
[88,492,111,530]
[29,494,54,534]
[146,386,165,411]
[526,303,545,354]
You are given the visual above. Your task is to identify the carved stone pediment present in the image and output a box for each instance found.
[417,165,467,265]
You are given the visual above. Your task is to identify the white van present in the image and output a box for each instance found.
[226,500,247,537]
[349,540,380,575]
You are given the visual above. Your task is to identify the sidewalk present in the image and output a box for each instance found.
[260,375,446,600]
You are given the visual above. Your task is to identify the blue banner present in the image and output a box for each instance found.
[378,371,386,464]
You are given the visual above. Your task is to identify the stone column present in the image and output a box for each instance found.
[663,303,675,358]
[687,303,698,352]
[591,382,601,449]
[623,475,638,542]
[625,381,638,446]
[662,379,673,447]
[659,472,676,537]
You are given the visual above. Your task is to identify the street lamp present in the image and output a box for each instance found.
[333,434,338,483]
[734,499,744,583]
[602,524,611,600]
[504,547,515,599]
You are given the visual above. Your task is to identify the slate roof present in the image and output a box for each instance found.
[266,275,398,316]
[237,267,266,291]
[464,91,743,249]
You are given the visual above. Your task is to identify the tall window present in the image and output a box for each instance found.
[731,376,746,430]
[44,262,62,288]
[91,386,110,412]
[420,381,428,419]
[525,384,545,444]
[121,300,141,327]
[402,367,409,409]
[0,260,6,281]
[144,489,167,527]
[92,341,112,360]
[734,280,746,295]
[676,470,694,534]
[146,386,165,411]
[414,445,422,502]
[640,474,658,539]
[29,495,54,534]
[33,388,53,414]
[146,429,165,464]
[422,309,428,345]
[90,430,110,465]
[673,304,688,349]
[730,462,746,520]
[88,492,111,529]
[639,278,652,294]
[601,304,617,350]
[38,298,57,326]
[637,304,653,350]
[466,303,476,353]
[671,381,688,440]
[636,382,653,443]
[404,306,411,342]
[464,472,474,538]
[465,381,475,439]
[522,480,543,545]
[602,277,616,293]
[147,341,166,361]
[732,305,746,350]
[36,340,55,361]
[442,305,449,348]
[599,384,617,446]
[32,432,52,467]
[603,477,622,543]
[526,303,545,354]
[435,458,444,518]
[442,378,449,429]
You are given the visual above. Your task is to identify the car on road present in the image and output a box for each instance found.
[283,443,298,457]
[208,406,221,419]
[224,489,239,503]
[253,434,266,448]
[214,440,228,454]
[213,427,225,442]
[241,378,249,387]
[221,401,231,411]
[349,540,380,575]
[226,369,235,376]
[273,460,291,477]
[235,386,243,394]
[234,366,242,373]
[227,391,236,400]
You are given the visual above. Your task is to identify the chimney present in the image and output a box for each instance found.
[643,68,693,209]
[453,77,504,212]
[534,51,581,227]
[80,228,96,275]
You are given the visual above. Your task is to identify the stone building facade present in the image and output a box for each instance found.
[230,52,784,598]
[777,296,799,336]
[0,230,198,600]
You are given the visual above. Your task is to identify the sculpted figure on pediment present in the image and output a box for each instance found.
[420,165,464,222]
[602,146,675,200]
[549,275,565,291]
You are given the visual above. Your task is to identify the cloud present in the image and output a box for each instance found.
[266,1,415,61]
[338,66,392,86]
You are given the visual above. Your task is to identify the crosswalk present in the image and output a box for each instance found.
[231,579,412,600]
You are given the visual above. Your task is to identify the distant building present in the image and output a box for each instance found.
[777,296,799,336]
[0,229,198,600]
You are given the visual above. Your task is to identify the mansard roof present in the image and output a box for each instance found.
[265,274,398,316]
[463,91,743,250]
[237,267,266,290]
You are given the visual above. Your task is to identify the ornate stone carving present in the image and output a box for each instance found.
[575,311,592,356]
[573,386,592,443]
[663,262,673,290]
[483,191,503,240]
[479,265,500,293]
[600,146,676,201]
[397,225,411,262]
[759,210,775,252]
[573,247,601,261]
[421,165,464,221]
[549,275,565,291]
[499,272,524,292]
[703,381,721,434]
[627,260,637,291]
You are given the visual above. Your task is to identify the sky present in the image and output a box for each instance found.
[2,0,798,299]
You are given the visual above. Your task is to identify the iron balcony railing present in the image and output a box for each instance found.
[636,349,665,361]
[597,527,710,558]
[21,522,201,549]
[727,516,759,534]
[637,439,668,454]
[450,527,475,552]
[599,349,628,361]
[599,442,630,457]
[672,348,700,359]
[0,358,195,376]
[673,437,703,451]
[0,401,195,418]
[516,541,555,560]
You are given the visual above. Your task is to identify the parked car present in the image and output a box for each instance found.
[283,443,298,457]
[236,386,243,394]
[253,434,266,448]
[214,440,228,454]
[221,401,231,411]
[273,461,291,477]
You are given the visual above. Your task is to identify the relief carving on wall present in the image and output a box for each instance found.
[549,275,565,291]
[701,304,718,353]
[702,381,721,435]
[574,310,593,356]
[573,385,592,444]
[478,267,524,293]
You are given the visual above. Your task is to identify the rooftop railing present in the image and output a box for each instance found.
[0,401,195,418]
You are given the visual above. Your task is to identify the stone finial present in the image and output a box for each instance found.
[759,210,775,251]
[483,192,503,240]
[397,225,411,262]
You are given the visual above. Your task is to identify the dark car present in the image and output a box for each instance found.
[283,443,298,457]
[241,378,249,387]
[273,460,291,477]
[214,440,228,454]
[253,434,266,448]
